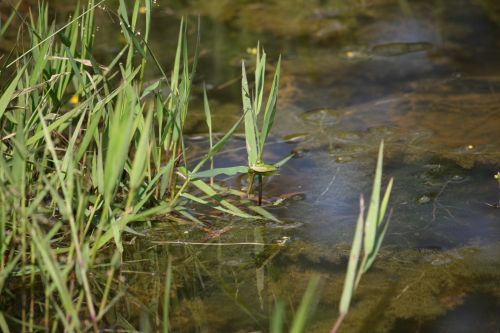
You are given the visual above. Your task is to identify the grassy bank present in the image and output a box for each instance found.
[0,1,282,331]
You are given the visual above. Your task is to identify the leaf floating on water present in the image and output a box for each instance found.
[190,166,248,179]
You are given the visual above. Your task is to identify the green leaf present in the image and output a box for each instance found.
[274,153,294,168]
[260,55,281,147]
[363,141,384,257]
[129,107,153,192]
[254,49,266,115]
[365,178,393,271]
[270,301,285,333]
[340,196,365,313]
[190,166,248,179]
[189,177,254,219]
[242,61,259,165]
[0,67,25,121]
[203,84,213,149]
[290,276,321,333]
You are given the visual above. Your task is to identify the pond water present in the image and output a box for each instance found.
[9,0,500,331]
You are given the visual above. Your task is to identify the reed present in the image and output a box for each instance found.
[330,141,394,333]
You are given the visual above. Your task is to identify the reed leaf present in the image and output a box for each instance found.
[290,276,321,333]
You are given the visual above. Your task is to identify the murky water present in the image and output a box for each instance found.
[6,0,500,331]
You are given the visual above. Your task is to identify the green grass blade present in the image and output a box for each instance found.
[363,141,384,256]
[247,205,280,223]
[0,252,21,295]
[190,166,248,179]
[378,177,394,225]
[203,84,214,184]
[0,311,10,333]
[30,224,80,329]
[189,178,254,218]
[273,153,294,168]
[0,67,24,121]
[254,49,266,115]
[241,61,259,165]
[260,55,281,146]
[270,300,285,333]
[129,107,153,194]
[0,1,21,38]
[290,276,321,333]
[365,178,393,270]
[340,196,365,312]
[203,84,213,149]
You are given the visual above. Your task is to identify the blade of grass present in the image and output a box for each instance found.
[290,276,321,333]
[242,61,259,165]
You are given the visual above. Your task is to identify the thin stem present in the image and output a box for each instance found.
[247,173,255,196]
[258,174,263,206]
[330,313,346,333]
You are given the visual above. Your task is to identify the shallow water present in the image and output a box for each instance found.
[6,0,500,331]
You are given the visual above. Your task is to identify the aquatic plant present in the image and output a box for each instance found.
[331,141,393,333]
[270,276,322,333]
[190,45,291,205]
[241,46,296,205]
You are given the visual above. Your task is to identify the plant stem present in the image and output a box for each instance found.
[330,313,346,333]
[247,173,255,196]
[258,174,263,206]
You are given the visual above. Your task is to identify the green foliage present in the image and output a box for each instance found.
[0,2,281,331]
[242,45,282,167]
[269,277,322,333]
[331,141,394,333]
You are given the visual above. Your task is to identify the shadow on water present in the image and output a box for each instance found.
[3,0,499,331]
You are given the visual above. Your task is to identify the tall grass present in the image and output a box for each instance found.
[268,141,393,333]
[0,1,279,331]
[330,141,393,333]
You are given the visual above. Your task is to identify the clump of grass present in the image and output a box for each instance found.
[0,1,281,331]
[241,45,287,205]
[189,45,291,206]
